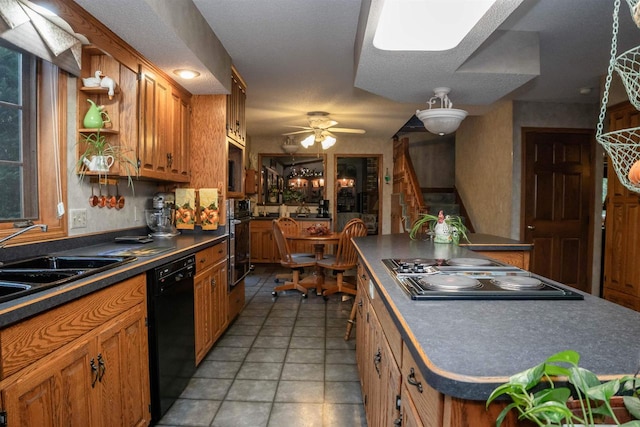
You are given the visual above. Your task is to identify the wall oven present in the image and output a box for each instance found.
[227,199,251,289]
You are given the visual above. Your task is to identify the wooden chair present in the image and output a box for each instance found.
[318,218,367,299]
[271,220,317,297]
[274,217,313,283]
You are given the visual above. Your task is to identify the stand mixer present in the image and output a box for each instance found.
[145,193,179,237]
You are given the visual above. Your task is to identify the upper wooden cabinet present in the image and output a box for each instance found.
[78,46,191,184]
[77,46,138,180]
[138,64,191,182]
[226,66,247,145]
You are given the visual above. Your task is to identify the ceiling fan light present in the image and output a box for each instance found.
[416,87,468,135]
[301,134,315,148]
[321,135,336,149]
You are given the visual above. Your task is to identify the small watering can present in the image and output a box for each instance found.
[83,99,111,129]
[82,155,114,172]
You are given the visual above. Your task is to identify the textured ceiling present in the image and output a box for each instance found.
[71,0,640,141]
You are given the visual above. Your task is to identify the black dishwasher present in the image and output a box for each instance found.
[147,254,196,423]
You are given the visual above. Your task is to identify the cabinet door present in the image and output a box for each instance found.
[194,267,214,365]
[211,258,229,341]
[250,222,276,263]
[2,340,97,427]
[138,66,170,180]
[96,303,150,427]
[169,89,190,181]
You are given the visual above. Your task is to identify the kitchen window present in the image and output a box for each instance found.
[0,40,67,242]
[0,41,37,221]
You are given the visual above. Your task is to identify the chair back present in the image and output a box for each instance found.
[333,218,367,268]
[272,220,294,264]
[276,217,300,236]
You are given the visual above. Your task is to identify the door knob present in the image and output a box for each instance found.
[527,225,536,230]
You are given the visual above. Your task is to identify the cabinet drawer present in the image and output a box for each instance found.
[0,274,146,379]
[197,242,227,271]
[401,342,444,427]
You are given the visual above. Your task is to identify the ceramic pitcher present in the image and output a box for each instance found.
[82,155,114,172]
[83,99,110,129]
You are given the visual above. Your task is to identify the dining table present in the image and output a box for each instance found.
[286,231,340,295]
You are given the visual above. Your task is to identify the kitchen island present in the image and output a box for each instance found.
[352,233,640,426]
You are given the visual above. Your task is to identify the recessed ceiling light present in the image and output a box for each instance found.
[373,0,498,51]
[173,69,201,79]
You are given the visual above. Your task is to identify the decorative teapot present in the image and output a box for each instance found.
[82,155,114,172]
[83,99,110,129]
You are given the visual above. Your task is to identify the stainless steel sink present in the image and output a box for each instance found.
[0,255,136,304]
[2,255,134,270]
[0,282,31,298]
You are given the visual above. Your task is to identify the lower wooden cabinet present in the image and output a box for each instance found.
[356,264,401,427]
[355,259,522,427]
[250,219,332,263]
[250,220,278,263]
[472,250,530,270]
[194,242,229,365]
[0,274,150,427]
[228,280,245,320]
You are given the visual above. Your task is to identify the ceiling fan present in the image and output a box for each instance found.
[282,111,366,141]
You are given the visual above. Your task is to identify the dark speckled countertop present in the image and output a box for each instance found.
[0,233,226,328]
[353,233,640,400]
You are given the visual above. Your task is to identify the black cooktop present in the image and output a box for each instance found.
[381,259,584,301]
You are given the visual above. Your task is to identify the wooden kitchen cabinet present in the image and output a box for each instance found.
[245,169,258,195]
[194,242,229,365]
[138,64,191,182]
[78,46,138,181]
[250,220,278,263]
[0,275,150,427]
[603,102,640,312]
[355,259,521,427]
[356,263,401,427]
[226,66,247,145]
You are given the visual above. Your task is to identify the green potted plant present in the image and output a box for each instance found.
[486,349,640,426]
[409,210,469,244]
[77,130,138,190]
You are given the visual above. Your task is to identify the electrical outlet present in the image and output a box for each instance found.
[71,209,87,229]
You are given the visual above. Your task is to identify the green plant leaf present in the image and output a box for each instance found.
[546,349,580,366]
[569,367,610,397]
[521,400,573,424]
[486,383,523,406]
[510,363,546,389]
[494,402,519,427]
[533,387,571,405]
[624,395,640,420]
[621,421,640,427]
[586,379,620,402]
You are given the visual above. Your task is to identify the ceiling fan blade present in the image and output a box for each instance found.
[283,125,313,130]
[282,129,313,136]
[327,127,366,134]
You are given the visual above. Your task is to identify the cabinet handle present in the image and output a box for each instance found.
[90,358,99,388]
[374,349,382,376]
[167,152,173,167]
[407,368,423,393]
[393,417,402,426]
[200,258,207,264]
[211,278,216,288]
[97,353,106,382]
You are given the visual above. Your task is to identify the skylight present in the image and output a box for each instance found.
[373,0,498,51]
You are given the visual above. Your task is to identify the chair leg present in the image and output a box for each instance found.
[344,300,357,341]
[273,269,308,297]
[323,273,356,298]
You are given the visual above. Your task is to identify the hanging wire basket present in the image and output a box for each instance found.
[615,46,640,110]
[596,0,640,193]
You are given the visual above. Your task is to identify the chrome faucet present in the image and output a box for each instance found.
[0,224,48,248]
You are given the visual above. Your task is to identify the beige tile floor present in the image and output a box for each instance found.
[156,265,366,427]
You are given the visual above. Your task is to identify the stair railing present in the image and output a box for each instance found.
[393,137,426,232]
